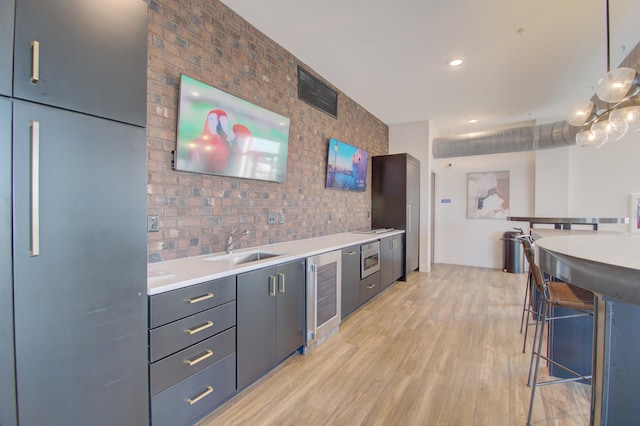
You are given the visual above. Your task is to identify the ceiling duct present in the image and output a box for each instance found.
[432,121,579,159]
[433,42,640,159]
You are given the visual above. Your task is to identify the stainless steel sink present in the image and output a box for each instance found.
[203,251,283,265]
[227,252,282,265]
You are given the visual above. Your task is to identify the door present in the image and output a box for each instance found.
[0,98,16,426]
[0,0,14,96]
[12,101,148,426]
[13,0,147,126]
[275,260,305,362]
[237,266,277,389]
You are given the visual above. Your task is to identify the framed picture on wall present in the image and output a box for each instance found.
[467,171,510,219]
[630,193,640,233]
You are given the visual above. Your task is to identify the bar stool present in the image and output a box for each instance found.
[515,232,536,353]
[520,238,594,426]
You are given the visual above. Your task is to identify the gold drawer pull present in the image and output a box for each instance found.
[366,284,376,289]
[184,350,214,366]
[347,251,357,256]
[186,293,214,304]
[186,321,213,335]
[186,386,213,405]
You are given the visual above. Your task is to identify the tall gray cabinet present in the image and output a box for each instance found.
[372,153,420,278]
[2,1,149,425]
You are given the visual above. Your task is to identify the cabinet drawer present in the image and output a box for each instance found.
[150,301,236,362]
[151,327,236,396]
[150,275,236,328]
[151,354,236,426]
[359,272,381,305]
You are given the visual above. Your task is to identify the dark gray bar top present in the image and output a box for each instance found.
[508,216,629,230]
[536,234,640,305]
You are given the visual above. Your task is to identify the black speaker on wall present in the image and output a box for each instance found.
[297,66,338,118]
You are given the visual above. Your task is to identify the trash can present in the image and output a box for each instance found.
[502,231,524,273]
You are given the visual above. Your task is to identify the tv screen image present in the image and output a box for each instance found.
[174,74,291,183]
[325,138,368,192]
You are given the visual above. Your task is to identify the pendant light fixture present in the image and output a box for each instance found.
[565,0,640,147]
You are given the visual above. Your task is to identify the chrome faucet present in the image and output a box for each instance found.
[227,228,250,253]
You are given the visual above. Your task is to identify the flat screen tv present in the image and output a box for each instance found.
[325,138,368,192]
[173,74,291,183]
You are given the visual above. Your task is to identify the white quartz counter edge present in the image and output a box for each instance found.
[147,230,405,295]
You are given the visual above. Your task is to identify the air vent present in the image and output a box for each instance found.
[298,66,338,118]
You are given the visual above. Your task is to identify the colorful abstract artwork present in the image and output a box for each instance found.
[467,171,510,219]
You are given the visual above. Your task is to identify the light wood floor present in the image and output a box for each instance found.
[198,264,590,425]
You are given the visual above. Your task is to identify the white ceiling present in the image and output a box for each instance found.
[220,0,640,135]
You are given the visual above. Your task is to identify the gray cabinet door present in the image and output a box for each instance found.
[13,0,147,126]
[275,260,305,362]
[379,236,394,288]
[341,245,360,318]
[0,0,14,96]
[237,266,277,389]
[392,237,405,282]
[12,102,148,426]
[0,98,16,426]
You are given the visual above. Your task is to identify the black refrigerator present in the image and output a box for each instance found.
[1,1,149,425]
[372,153,420,278]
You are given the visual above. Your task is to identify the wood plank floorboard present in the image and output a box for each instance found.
[197,264,590,426]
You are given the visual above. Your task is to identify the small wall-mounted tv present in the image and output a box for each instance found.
[325,138,368,192]
[173,74,291,183]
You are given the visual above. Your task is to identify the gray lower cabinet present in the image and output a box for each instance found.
[360,271,381,305]
[237,259,305,389]
[149,276,237,426]
[0,0,14,96]
[341,244,361,319]
[380,235,404,289]
[151,354,236,426]
[0,98,16,426]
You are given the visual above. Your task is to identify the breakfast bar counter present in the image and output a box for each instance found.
[535,234,640,425]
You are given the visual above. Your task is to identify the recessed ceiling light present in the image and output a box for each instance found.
[468,119,478,124]
[448,57,464,67]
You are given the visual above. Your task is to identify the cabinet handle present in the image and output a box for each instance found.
[278,273,285,293]
[184,349,214,366]
[30,40,40,83]
[186,386,213,405]
[30,121,40,257]
[346,251,357,256]
[366,283,376,289]
[406,205,411,233]
[185,293,214,304]
[268,275,276,296]
[185,321,213,335]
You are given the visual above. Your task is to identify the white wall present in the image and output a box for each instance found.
[432,151,535,268]
[536,131,640,231]
[388,121,431,272]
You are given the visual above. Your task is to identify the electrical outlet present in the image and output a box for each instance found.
[147,215,159,232]
[279,212,284,224]
[267,213,276,224]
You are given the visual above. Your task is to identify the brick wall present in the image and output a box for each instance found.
[147,0,389,262]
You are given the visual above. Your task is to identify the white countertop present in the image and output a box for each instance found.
[147,230,404,295]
